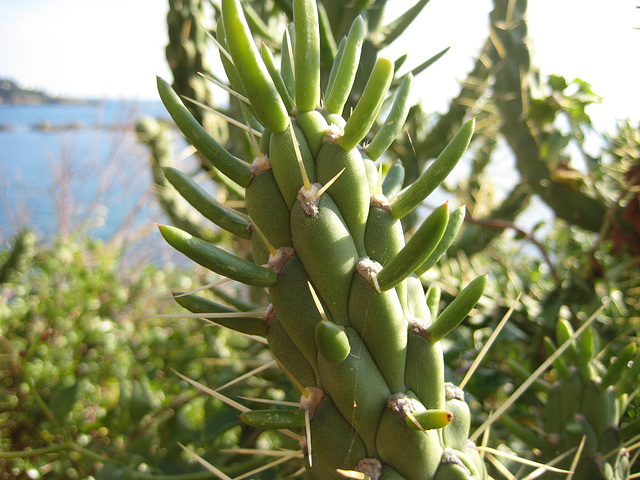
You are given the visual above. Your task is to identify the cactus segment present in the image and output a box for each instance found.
[426,274,487,343]
[324,15,365,115]
[316,141,370,255]
[391,118,475,219]
[415,206,466,276]
[163,167,251,239]
[267,252,323,373]
[405,320,445,410]
[317,328,391,456]
[375,202,450,292]
[303,391,368,473]
[366,74,413,161]
[432,449,474,480]
[238,408,306,429]
[291,192,358,325]
[267,313,319,386]
[156,77,252,187]
[442,384,471,451]
[293,0,321,112]
[245,162,292,252]
[158,224,277,287]
[172,292,268,336]
[376,393,442,480]
[339,57,394,152]
[295,109,330,157]
[260,43,295,113]
[365,198,405,266]
[349,258,408,392]
[221,0,289,133]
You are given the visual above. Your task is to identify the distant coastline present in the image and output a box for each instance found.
[0,79,163,133]
[0,78,96,106]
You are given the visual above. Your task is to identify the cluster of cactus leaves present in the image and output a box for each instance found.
[502,319,637,480]
[153,0,636,479]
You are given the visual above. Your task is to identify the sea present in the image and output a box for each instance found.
[0,99,172,244]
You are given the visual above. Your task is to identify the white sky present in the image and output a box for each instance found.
[1,0,638,131]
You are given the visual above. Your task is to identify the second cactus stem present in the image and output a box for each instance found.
[156,0,488,478]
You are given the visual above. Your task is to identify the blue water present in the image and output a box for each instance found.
[0,100,170,242]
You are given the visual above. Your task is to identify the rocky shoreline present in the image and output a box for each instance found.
[0,78,95,106]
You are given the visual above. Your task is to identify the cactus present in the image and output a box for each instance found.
[541,321,635,479]
[502,319,636,479]
[155,0,492,478]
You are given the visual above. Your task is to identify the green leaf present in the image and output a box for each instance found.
[50,381,79,423]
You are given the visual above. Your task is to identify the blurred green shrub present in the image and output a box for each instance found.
[0,233,293,479]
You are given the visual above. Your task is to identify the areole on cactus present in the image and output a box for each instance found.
[156,0,490,478]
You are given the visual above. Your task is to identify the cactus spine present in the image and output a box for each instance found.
[157,0,488,478]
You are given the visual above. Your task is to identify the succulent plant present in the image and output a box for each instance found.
[502,318,637,479]
[155,0,492,478]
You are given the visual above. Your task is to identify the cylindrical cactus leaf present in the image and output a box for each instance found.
[269,122,317,208]
[366,74,413,161]
[163,167,251,239]
[158,224,277,287]
[157,76,252,188]
[426,273,487,343]
[172,292,268,337]
[391,118,475,220]
[324,15,365,115]
[339,57,394,152]
[221,0,289,133]
[376,202,450,292]
[293,0,321,112]
[382,160,406,199]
